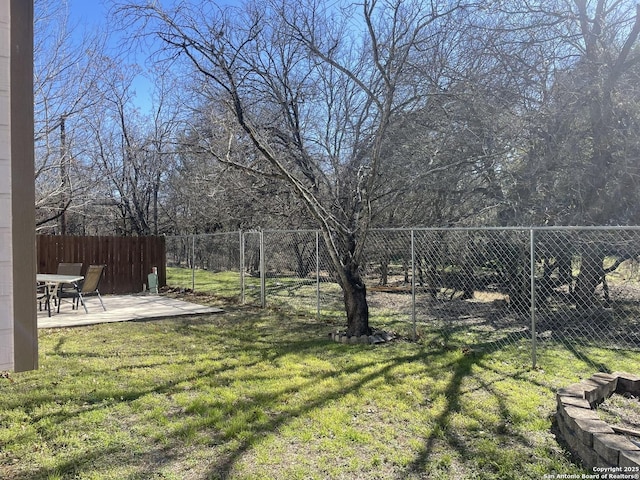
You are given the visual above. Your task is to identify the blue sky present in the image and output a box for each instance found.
[64,0,241,113]
[67,0,109,23]
[65,0,146,111]
[66,0,167,113]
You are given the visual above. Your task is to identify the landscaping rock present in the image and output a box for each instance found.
[328,329,396,345]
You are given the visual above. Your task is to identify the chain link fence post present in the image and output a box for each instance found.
[240,231,245,304]
[191,234,196,291]
[260,230,266,308]
[411,229,417,340]
[530,228,537,369]
[316,230,321,319]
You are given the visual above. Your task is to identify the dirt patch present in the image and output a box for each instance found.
[597,391,640,433]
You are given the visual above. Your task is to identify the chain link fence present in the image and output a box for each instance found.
[166,227,640,368]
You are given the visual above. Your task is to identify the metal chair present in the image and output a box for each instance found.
[51,263,83,306]
[58,265,106,313]
[36,283,51,316]
[57,263,83,276]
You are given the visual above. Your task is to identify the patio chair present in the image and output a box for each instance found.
[57,262,83,276]
[36,282,51,317]
[51,263,83,307]
[57,264,106,313]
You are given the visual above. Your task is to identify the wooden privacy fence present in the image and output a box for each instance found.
[37,235,166,294]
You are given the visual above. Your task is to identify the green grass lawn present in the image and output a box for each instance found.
[2,299,639,479]
[165,267,339,308]
[166,267,244,300]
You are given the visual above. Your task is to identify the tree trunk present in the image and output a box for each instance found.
[557,252,574,293]
[293,242,312,278]
[379,261,388,286]
[342,268,371,337]
[318,228,371,337]
[59,116,69,235]
[505,244,531,313]
[574,246,605,310]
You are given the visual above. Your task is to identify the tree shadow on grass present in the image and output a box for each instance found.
[178,337,454,478]
[10,307,428,479]
[399,335,547,479]
[8,303,627,480]
[191,311,547,478]
[399,328,640,479]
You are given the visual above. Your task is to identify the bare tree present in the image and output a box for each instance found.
[377,77,520,228]
[82,56,179,236]
[480,0,640,307]
[119,0,474,335]
[483,0,640,226]
[146,68,183,235]
[33,0,107,232]
[165,144,312,234]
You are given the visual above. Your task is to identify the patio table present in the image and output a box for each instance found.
[36,274,84,317]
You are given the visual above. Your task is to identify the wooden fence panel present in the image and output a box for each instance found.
[36,235,166,294]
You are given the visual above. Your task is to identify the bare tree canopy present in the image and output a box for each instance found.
[114,0,482,335]
[34,0,107,232]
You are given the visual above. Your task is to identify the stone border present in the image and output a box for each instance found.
[556,372,640,469]
[328,330,395,345]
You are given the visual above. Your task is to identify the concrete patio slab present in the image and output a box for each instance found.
[38,294,223,329]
